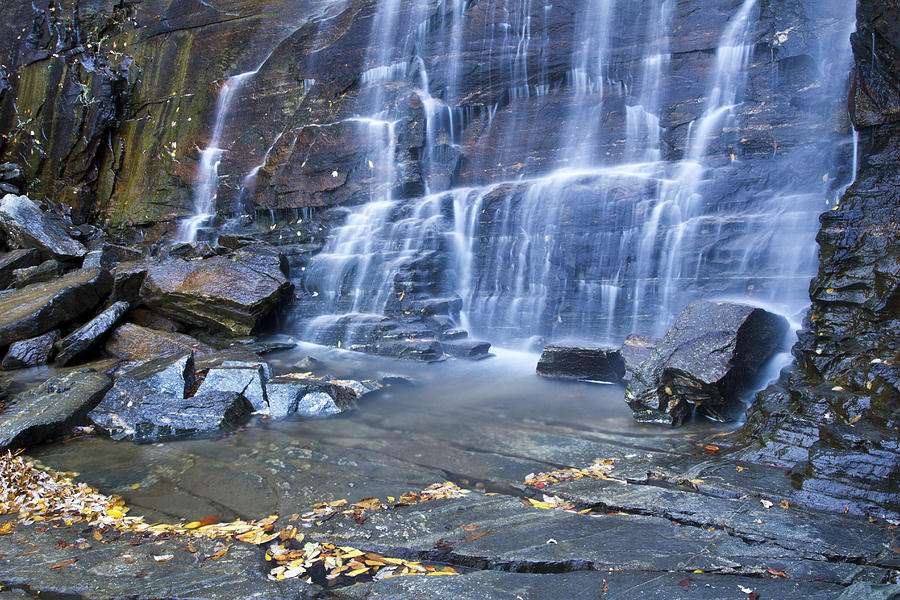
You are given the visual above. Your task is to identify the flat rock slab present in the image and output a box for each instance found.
[0,194,86,260]
[0,268,113,348]
[2,330,59,369]
[0,248,40,289]
[0,369,111,449]
[265,375,369,418]
[139,253,292,336]
[626,301,790,425]
[105,322,214,361]
[0,522,312,600]
[536,345,625,382]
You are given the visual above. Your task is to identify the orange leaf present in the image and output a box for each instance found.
[460,525,479,531]
[766,568,788,578]
[465,529,492,542]
[210,545,230,560]
[51,558,77,569]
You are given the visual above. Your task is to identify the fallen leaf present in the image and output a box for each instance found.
[678,577,695,589]
[779,500,790,510]
[465,529,491,542]
[123,556,136,564]
[51,558,77,569]
[766,568,788,578]
[153,554,174,562]
[92,529,103,542]
[460,525,479,531]
[760,500,774,509]
[210,545,230,560]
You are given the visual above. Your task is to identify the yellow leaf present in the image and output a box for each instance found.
[184,521,201,529]
[346,567,369,577]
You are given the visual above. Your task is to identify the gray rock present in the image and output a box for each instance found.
[104,323,214,362]
[80,249,103,269]
[195,365,268,411]
[0,248,41,289]
[55,301,131,366]
[442,338,492,359]
[90,378,252,443]
[0,268,113,348]
[626,301,790,425]
[2,330,59,369]
[110,260,152,304]
[295,355,326,372]
[219,359,273,379]
[264,375,364,419]
[0,163,24,186]
[536,345,626,383]
[0,369,111,449]
[620,334,660,383]
[13,259,59,288]
[121,352,195,398]
[126,308,185,333]
[0,194,86,260]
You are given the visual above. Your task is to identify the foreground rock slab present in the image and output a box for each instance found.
[0,268,113,348]
[0,370,111,449]
[2,330,59,369]
[104,322,214,361]
[626,301,790,425]
[140,253,292,336]
[536,345,625,382]
[55,301,130,366]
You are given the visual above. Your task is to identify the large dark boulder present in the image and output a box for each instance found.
[0,268,113,348]
[116,353,196,399]
[0,369,111,449]
[536,345,625,382]
[55,301,131,367]
[620,334,660,384]
[139,252,293,336]
[2,330,59,369]
[0,249,41,289]
[627,301,790,425]
[195,365,268,411]
[0,194,86,260]
[104,323,214,361]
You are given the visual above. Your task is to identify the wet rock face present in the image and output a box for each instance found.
[0,369,111,450]
[627,301,789,425]
[739,0,900,517]
[0,195,86,260]
[104,323,214,361]
[2,330,59,369]
[55,301,131,367]
[536,346,625,383]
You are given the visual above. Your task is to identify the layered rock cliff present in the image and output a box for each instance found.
[739,0,899,517]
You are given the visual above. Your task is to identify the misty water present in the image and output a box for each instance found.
[27,345,733,524]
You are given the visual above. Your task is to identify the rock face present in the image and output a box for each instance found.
[0,268,112,349]
[104,323,214,361]
[536,346,625,383]
[739,0,900,518]
[139,252,292,336]
[0,195,86,260]
[626,301,790,425]
[55,301,130,366]
[2,330,59,369]
[0,370,111,449]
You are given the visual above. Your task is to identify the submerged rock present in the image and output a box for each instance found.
[626,301,790,425]
[536,345,626,382]
[265,375,370,419]
[2,330,59,369]
[0,369,111,449]
[0,268,113,348]
[104,323,214,361]
[55,301,130,366]
[139,252,293,336]
[0,194,86,260]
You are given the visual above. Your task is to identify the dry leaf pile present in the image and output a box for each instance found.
[523,458,619,489]
[296,482,466,525]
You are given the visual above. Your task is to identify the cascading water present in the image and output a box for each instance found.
[291,0,857,351]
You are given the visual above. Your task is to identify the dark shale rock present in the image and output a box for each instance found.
[0,369,111,449]
[2,330,59,369]
[54,301,130,367]
[621,334,660,382]
[0,249,40,289]
[110,260,153,304]
[81,243,143,271]
[0,163,23,187]
[104,323,214,361]
[295,355,326,372]
[0,268,112,348]
[139,253,293,336]
[627,301,790,425]
[359,339,445,362]
[126,308,185,333]
[195,365,268,412]
[536,345,625,382]
[442,338,492,359]
[12,259,59,288]
[0,194,86,260]
[118,353,196,399]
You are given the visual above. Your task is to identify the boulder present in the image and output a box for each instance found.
[536,345,626,383]
[117,353,196,399]
[0,249,41,289]
[104,323,214,362]
[139,253,293,336]
[80,243,143,271]
[0,194,86,260]
[0,163,24,187]
[55,301,131,367]
[90,379,252,443]
[626,301,790,426]
[620,334,660,383]
[195,365,268,411]
[0,369,111,449]
[265,375,368,419]
[126,308,184,333]
[0,268,113,348]
[110,260,152,304]
[442,339,492,359]
[13,259,59,288]
[2,331,60,369]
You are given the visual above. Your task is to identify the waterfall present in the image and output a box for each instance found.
[291,0,857,350]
